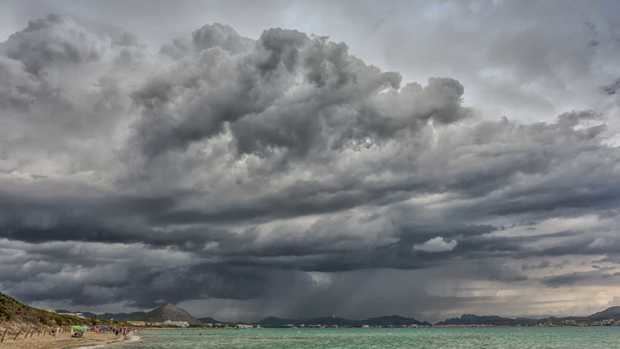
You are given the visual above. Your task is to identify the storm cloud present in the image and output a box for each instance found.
[1,1,620,322]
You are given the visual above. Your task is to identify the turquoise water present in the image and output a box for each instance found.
[117,327,620,349]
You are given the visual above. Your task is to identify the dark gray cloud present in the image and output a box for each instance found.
[602,79,620,95]
[1,3,620,322]
[542,268,620,288]
[3,14,107,74]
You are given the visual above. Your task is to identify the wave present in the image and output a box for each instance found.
[76,334,141,349]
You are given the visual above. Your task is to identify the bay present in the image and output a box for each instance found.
[117,327,620,349]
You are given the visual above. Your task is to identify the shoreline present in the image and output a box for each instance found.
[0,331,139,349]
[76,334,141,349]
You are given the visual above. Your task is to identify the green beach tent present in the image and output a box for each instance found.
[71,325,88,337]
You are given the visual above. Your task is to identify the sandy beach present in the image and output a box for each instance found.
[0,331,134,349]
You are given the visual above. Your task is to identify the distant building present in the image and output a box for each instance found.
[128,321,147,327]
[57,312,87,319]
[151,320,190,328]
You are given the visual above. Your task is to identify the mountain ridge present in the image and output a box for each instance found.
[7,289,620,327]
[589,306,620,320]
[434,306,620,326]
[97,303,199,324]
[258,314,431,327]
[145,303,198,324]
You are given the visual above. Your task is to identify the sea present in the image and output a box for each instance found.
[115,327,620,349]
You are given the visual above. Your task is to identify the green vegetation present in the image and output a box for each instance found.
[0,292,86,326]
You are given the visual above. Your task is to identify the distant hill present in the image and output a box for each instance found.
[145,304,198,324]
[589,306,620,320]
[364,315,430,327]
[97,303,199,324]
[434,307,620,327]
[258,316,297,327]
[198,316,222,324]
[15,292,620,328]
[304,316,355,326]
[0,292,87,327]
[259,315,430,327]
[436,314,520,326]
[259,316,360,327]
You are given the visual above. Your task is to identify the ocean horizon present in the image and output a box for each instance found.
[116,327,620,349]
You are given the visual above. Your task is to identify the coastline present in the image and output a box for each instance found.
[0,331,140,349]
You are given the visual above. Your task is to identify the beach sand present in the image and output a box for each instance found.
[0,331,133,349]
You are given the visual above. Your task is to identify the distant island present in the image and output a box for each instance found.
[4,291,620,329]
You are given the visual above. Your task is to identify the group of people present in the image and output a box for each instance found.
[113,327,132,337]
[91,325,133,338]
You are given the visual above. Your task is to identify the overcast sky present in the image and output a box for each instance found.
[1,0,620,322]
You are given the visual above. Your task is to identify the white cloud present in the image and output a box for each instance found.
[413,236,458,253]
